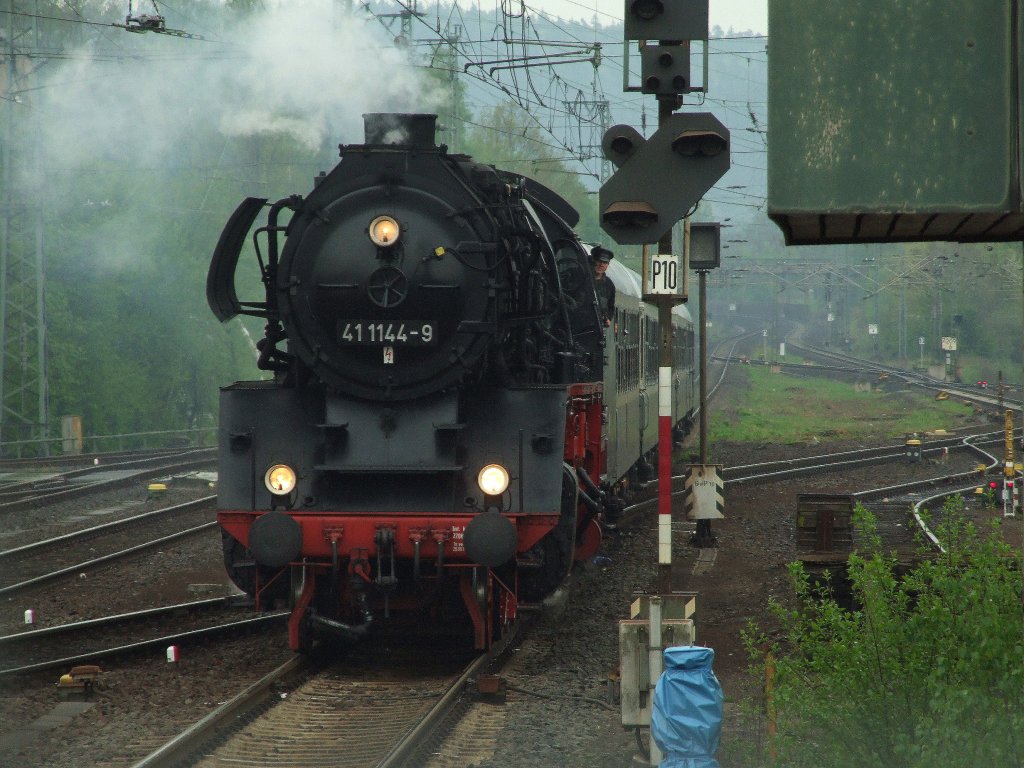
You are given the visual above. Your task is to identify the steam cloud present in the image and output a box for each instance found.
[45,1,441,160]
[32,0,445,273]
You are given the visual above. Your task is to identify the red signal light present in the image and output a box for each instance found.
[989,481,999,489]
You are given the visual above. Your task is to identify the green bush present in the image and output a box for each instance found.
[745,498,1024,767]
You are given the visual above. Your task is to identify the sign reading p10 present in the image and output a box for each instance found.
[646,253,682,297]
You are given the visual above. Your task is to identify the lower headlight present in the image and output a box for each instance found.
[264,464,297,495]
[477,463,510,496]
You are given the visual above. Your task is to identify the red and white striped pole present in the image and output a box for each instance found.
[658,363,674,592]
[654,140,678,595]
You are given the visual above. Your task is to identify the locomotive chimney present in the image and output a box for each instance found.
[363,113,437,148]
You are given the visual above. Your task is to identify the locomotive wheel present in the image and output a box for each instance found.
[518,465,578,602]
[518,528,572,603]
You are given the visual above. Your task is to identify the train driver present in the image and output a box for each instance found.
[591,245,616,328]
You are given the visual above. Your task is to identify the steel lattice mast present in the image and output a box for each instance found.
[0,0,49,455]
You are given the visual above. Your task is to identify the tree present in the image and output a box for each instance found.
[746,498,1024,767]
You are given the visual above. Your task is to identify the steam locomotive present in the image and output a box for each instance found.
[207,113,695,650]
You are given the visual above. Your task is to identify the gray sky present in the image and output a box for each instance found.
[533,0,767,33]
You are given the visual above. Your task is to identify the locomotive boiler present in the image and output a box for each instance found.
[207,113,695,650]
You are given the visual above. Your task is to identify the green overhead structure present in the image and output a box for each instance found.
[768,0,1022,245]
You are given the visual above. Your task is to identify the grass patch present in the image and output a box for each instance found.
[710,365,974,443]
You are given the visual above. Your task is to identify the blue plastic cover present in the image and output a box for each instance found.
[651,646,724,768]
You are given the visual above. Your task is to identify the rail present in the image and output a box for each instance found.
[0,602,285,676]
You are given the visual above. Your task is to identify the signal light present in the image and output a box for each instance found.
[611,135,636,155]
[640,44,690,97]
[602,125,645,169]
[602,201,659,229]
[989,481,999,489]
[598,113,729,245]
[624,0,708,42]
[630,0,663,22]
[672,129,729,157]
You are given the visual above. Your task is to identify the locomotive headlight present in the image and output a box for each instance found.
[477,463,510,496]
[264,464,297,496]
[368,215,400,247]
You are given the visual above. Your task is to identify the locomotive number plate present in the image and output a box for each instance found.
[338,321,437,346]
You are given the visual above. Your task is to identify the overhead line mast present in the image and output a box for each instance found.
[0,0,48,456]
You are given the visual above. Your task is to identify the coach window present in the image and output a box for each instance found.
[615,310,625,391]
[630,313,640,390]
[645,318,658,384]
[619,312,638,392]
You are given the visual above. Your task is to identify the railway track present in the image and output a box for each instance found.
[0,599,284,676]
[785,342,1023,412]
[791,433,1008,609]
[623,429,1001,520]
[713,335,1023,421]
[706,334,1021,564]
[132,643,497,768]
[0,496,217,596]
[2,425,1010,768]
[726,435,981,484]
[853,434,1000,506]
[4,350,1014,766]
[0,446,212,475]
[0,448,215,513]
